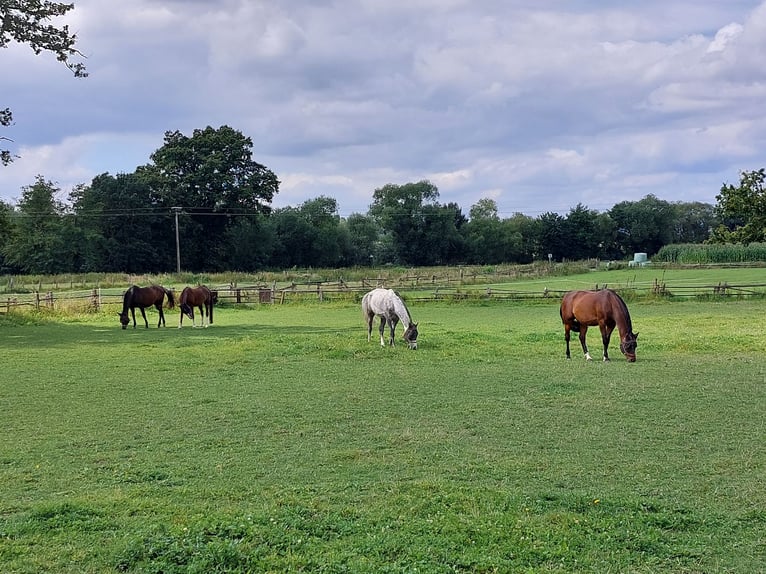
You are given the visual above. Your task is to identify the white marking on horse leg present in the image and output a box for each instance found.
[585,352,593,361]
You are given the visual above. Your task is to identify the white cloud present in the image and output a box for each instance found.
[2,0,766,218]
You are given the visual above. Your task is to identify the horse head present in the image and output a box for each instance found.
[404,322,419,350]
[117,312,130,329]
[210,290,219,304]
[180,303,194,319]
[620,332,638,362]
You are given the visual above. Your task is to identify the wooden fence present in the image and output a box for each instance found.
[1,277,765,314]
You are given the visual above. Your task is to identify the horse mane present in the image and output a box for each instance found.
[121,286,135,311]
[391,290,413,327]
[608,289,633,333]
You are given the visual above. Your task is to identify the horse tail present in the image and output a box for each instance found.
[361,291,370,316]
[165,287,175,309]
[208,288,214,324]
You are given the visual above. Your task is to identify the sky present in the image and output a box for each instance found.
[2,0,766,218]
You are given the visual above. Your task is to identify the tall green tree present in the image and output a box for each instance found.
[608,194,676,256]
[140,126,280,271]
[368,180,444,265]
[223,213,275,271]
[69,173,171,272]
[0,199,15,271]
[711,168,766,244]
[3,176,69,273]
[463,198,522,264]
[562,204,615,260]
[537,212,568,261]
[672,201,717,244]
[344,213,380,266]
[1,1,87,164]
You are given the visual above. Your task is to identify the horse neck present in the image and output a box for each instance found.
[611,295,633,338]
[392,296,412,327]
[122,287,134,312]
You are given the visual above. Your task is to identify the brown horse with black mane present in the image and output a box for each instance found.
[560,289,638,362]
[118,285,175,329]
[178,285,218,328]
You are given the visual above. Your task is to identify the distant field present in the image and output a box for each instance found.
[478,265,766,293]
[0,287,764,572]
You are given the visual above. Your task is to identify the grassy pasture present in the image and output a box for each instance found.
[1,294,765,572]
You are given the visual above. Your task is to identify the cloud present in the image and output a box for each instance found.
[2,0,766,218]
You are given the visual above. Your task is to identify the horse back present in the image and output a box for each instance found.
[561,289,614,326]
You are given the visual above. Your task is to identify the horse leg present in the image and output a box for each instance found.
[156,304,165,328]
[139,307,149,328]
[365,313,373,342]
[378,317,386,347]
[600,325,613,362]
[203,304,209,328]
[389,317,399,347]
[578,326,592,360]
[564,324,572,359]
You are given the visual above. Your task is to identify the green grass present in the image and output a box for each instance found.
[1,298,765,572]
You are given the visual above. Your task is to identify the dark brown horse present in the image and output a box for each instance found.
[118,285,175,329]
[179,285,218,328]
[560,289,638,362]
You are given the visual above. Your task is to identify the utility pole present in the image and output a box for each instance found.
[171,207,182,273]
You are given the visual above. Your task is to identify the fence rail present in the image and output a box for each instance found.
[1,277,765,314]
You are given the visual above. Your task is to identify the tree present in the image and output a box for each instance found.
[672,201,717,244]
[223,213,275,271]
[537,212,568,261]
[2,176,70,273]
[608,195,675,256]
[711,169,766,244]
[0,199,15,271]
[140,126,280,271]
[562,204,615,260]
[344,213,381,266]
[69,172,171,272]
[1,1,87,164]
[368,180,442,265]
[463,199,519,264]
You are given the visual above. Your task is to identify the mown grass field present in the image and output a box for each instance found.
[1,283,765,572]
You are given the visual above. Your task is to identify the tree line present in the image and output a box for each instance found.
[0,125,761,274]
[3,5,764,274]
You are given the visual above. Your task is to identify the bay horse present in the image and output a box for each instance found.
[362,288,419,349]
[118,285,175,329]
[560,289,638,362]
[178,285,217,328]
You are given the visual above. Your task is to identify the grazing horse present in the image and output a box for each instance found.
[560,289,638,362]
[362,288,419,349]
[178,285,217,328]
[118,285,175,329]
